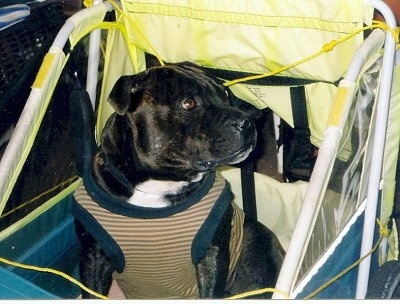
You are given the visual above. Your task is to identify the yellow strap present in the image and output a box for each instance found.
[327,86,352,127]
[83,0,93,8]
[32,53,56,90]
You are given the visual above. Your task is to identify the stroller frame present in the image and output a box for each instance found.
[0,0,398,299]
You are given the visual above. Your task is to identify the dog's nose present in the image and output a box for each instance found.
[231,119,254,132]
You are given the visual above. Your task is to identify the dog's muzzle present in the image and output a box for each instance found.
[192,117,256,172]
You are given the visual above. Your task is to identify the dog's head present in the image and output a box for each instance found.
[104,62,257,182]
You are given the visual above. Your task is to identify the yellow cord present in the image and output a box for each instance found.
[1,2,397,300]
[0,257,108,299]
[302,237,382,299]
[377,218,391,238]
[102,2,399,87]
[0,176,79,220]
[226,287,289,299]
[107,0,165,66]
[227,219,390,300]
[223,21,399,87]
[0,227,386,302]
[303,219,390,299]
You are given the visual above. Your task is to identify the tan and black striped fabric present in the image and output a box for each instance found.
[74,173,244,299]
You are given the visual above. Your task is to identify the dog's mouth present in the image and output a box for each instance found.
[193,161,217,171]
[227,145,255,164]
[193,140,256,172]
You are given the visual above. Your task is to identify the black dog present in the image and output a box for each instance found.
[72,62,285,299]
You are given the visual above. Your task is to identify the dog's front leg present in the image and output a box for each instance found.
[75,220,114,298]
[195,206,232,298]
[196,245,228,298]
[79,243,114,298]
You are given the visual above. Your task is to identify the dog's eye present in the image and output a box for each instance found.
[181,98,197,110]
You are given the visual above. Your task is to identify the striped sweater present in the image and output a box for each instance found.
[73,172,244,299]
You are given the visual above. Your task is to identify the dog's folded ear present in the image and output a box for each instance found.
[108,73,147,115]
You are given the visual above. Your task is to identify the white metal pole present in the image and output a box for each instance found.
[86,0,104,109]
[355,0,397,298]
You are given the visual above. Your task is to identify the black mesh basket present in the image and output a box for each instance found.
[0,3,66,135]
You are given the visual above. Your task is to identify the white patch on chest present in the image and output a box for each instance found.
[127,180,188,207]
[127,173,204,208]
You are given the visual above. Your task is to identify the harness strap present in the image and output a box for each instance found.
[282,86,316,182]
